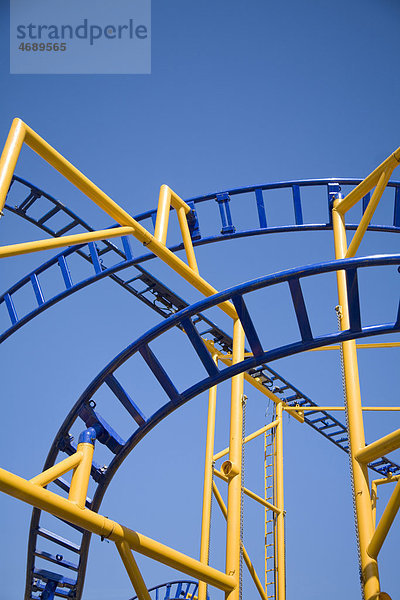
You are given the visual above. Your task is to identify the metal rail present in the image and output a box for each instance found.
[129,580,200,600]
[3,176,400,344]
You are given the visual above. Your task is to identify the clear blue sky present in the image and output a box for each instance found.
[0,1,399,599]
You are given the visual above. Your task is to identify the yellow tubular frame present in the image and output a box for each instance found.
[212,481,268,600]
[225,320,245,600]
[0,119,235,317]
[1,118,400,599]
[116,541,152,600]
[332,199,381,600]
[0,464,235,591]
[198,353,218,600]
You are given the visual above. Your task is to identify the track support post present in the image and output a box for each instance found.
[225,319,245,600]
[332,200,382,600]
[199,350,218,600]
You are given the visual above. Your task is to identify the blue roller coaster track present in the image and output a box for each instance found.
[2,176,399,600]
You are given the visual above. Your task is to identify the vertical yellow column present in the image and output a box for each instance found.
[225,319,245,600]
[332,201,380,600]
[68,442,94,509]
[275,401,285,600]
[199,351,219,600]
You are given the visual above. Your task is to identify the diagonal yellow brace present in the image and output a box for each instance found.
[212,481,268,600]
[367,479,400,560]
[0,119,236,318]
[356,429,400,465]
[116,540,152,600]
[29,452,82,488]
[334,147,400,215]
[0,466,235,591]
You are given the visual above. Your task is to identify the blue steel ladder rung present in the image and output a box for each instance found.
[292,184,303,225]
[17,190,41,213]
[88,242,103,275]
[215,192,235,234]
[4,292,18,325]
[180,318,220,377]
[36,528,81,554]
[105,374,146,426]
[288,278,313,342]
[139,344,181,404]
[30,274,45,306]
[327,428,348,437]
[345,268,362,332]
[319,422,339,431]
[33,550,79,572]
[255,188,267,228]
[55,221,79,237]
[37,206,62,226]
[231,294,264,356]
[57,255,73,290]
[394,186,400,227]
[121,235,134,260]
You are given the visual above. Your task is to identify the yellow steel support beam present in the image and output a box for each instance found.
[356,430,400,465]
[334,147,400,215]
[0,465,235,592]
[154,184,199,273]
[29,452,82,488]
[371,475,400,528]
[213,420,279,462]
[308,342,400,351]
[212,481,268,600]
[332,199,380,600]
[213,468,280,514]
[368,479,400,560]
[0,226,135,259]
[116,541,152,600]
[0,119,235,318]
[275,401,285,600]
[198,353,218,600]
[68,442,95,509]
[283,406,400,413]
[225,319,245,600]
[346,168,393,258]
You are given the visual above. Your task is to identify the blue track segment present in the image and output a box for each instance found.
[3,176,400,345]
[130,580,201,600]
[25,256,400,600]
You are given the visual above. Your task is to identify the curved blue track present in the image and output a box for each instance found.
[26,256,400,600]
[3,176,400,344]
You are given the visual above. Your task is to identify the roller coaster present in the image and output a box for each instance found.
[0,118,399,600]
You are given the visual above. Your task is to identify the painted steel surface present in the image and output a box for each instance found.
[22,255,399,599]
